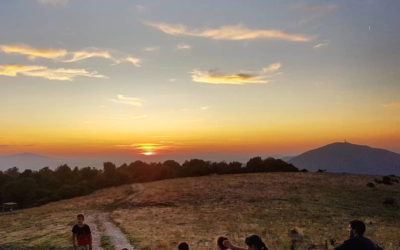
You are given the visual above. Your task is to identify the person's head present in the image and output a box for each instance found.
[348,220,366,238]
[245,235,267,250]
[217,236,228,249]
[178,242,189,250]
[77,214,84,226]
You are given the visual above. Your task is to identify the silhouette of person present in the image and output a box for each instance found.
[219,235,269,250]
[335,220,383,250]
[178,242,189,250]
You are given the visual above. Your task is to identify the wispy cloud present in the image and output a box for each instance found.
[0,64,106,81]
[313,42,327,49]
[37,0,68,6]
[1,44,67,60]
[109,94,143,107]
[200,106,211,110]
[262,63,282,73]
[63,50,112,62]
[145,22,311,42]
[125,57,141,67]
[1,44,141,67]
[191,70,267,85]
[191,63,282,85]
[144,46,160,52]
[176,43,191,50]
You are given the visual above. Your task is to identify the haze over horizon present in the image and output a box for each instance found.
[1,0,400,158]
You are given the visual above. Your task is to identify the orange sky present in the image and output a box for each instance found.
[1,0,400,158]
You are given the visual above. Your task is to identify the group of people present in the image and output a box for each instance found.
[177,235,268,250]
[72,214,384,250]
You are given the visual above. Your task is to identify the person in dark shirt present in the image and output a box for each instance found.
[72,214,92,250]
[335,220,383,250]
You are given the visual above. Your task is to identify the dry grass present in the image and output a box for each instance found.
[0,172,399,249]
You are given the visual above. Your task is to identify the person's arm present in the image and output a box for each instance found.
[223,240,247,250]
[72,233,77,250]
[89,232,92,249]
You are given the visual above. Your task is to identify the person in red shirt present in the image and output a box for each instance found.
[72,214,92,250]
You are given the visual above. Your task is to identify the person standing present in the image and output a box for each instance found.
[72,214,92,250]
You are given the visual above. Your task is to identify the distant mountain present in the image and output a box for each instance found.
[0,153,63,171]
[289,142,400,176]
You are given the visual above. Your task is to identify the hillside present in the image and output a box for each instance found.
[1,172,399,249]
[290,142,400,175]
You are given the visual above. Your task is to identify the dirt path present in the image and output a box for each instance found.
[85,214,104,250]
[86,212,135,250]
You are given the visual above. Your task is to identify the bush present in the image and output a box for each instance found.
[367,182,375,188]
[382,176,393,185]
[383,198,398,207]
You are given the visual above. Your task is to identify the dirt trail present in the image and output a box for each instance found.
[86,212,135,250]
[85,214,104,250]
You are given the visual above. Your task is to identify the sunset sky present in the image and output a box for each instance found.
[1,0,400,159]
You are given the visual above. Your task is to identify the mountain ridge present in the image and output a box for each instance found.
[289,142,400,176]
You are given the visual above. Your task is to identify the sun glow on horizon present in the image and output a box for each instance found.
[142,151,154,156]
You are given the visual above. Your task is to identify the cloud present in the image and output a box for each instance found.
[313,43,327,49]
[1,44,142,66]
[176,43,191,50]
[0,65,45,76]
[125,57,141,67]
[1,44,67,60]
[191,63,282,85]
[200,106,211,110]
[146,22,311,42]
[191,70,267,85]
[262,63,282,73]
[37,0,68,6]
[63,50,112,63]
[0,64,106,81]
[144,46,160,52]
[109,94,143,107]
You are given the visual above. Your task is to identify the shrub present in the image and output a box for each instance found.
[383,198,398,207]
[382,176,393,185]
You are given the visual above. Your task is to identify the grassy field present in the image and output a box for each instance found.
[0,172,399,249]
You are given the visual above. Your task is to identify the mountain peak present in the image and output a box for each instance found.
[290,142,400,176]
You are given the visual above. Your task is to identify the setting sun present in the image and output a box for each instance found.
[142,151,154,156]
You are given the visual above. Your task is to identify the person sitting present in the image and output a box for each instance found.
[335,220,383,250]
[218,235,269,250]
[178,242,189,250]
[217,236,229,249]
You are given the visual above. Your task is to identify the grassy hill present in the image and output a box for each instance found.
[0,172,399,249]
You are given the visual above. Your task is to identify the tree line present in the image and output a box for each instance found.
[0,157,298,209]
